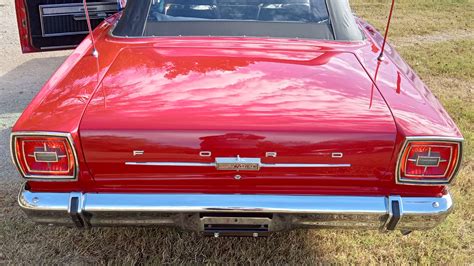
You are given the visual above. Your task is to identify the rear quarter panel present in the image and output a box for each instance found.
[355,18,462,138]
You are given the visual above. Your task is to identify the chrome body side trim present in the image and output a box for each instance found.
[10,132,79,181]
[18,186,453,232]
[125,162,218,167]
[261,163,351,168]
[125,161,351,169]
[395,136,464,186]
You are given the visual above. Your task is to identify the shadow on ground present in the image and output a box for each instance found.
[0,55,68,114]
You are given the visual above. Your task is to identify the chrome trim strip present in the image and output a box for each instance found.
[126,162,217,167]
[10,132,79,181]
[395,136,464,186]
[40,45,78,50]
[261,163,351,168]
[40,2,118,16]
[18,186,453,231]
[41,31,91,38]
[404,136,464,142]
[125,162,351,168]
[106,18,368,44]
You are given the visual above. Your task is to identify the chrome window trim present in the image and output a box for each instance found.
[107,23,366,44]
[106,17,367,46]
[10,132,79,181]
[396,136,464,186]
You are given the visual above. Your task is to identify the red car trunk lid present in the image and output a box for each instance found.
[79,47,397,194]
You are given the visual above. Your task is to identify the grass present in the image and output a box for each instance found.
[352,0,473,38]
[1,0,473,264]
[399,39,474,80]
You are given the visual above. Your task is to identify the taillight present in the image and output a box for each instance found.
[397,137,462,185]
[11,133,77,180]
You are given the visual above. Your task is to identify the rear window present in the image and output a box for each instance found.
[148,0,330,23]
[113,0,363,41]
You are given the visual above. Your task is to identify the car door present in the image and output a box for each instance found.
[15,0,124,53]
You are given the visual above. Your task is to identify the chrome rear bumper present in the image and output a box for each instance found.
[18,186,453,234]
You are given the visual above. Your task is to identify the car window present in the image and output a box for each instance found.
[147,0,330,23]
[113,0,363,41]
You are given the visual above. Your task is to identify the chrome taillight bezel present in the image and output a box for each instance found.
[10,132,79,181]
[396,136,463,186]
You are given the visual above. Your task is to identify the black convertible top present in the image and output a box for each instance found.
[113,0,363,41]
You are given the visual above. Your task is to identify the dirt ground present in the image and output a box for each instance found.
[0,0,472,264]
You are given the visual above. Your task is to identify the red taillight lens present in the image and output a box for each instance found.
[398,139,462,185]
[12,134,77,179]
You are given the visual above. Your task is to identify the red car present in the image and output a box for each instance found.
[12,0,463,236]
